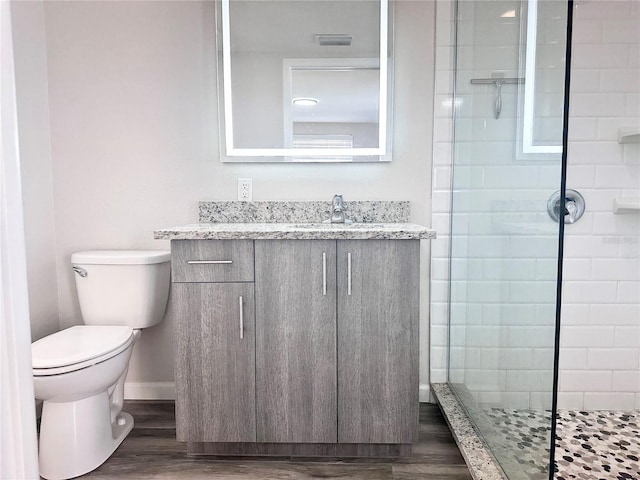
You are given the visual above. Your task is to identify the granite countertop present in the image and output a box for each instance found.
[154,223,436,240]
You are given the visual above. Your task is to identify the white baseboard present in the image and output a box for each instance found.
[420,383,434,403]
[124,382,175,400]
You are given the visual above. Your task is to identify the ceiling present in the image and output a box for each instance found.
[290,68,380,123]
[229,0,381,57]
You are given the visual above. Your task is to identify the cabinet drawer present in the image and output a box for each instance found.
[171,240,254,283]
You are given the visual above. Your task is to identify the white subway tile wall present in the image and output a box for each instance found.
[432,0,564,410]
[431,0,640,410]
[560,0,640,410]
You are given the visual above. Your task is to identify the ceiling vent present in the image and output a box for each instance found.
[315,34,352,46]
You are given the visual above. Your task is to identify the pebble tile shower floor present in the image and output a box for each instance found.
[485,408,640,480]
[555,410,640,480]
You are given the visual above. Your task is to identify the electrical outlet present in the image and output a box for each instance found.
[238,178,252,201]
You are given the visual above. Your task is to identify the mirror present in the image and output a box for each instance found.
[516,0,565,159]
[217,0,392,162]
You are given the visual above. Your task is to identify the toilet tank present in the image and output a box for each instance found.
[71,250,171,328]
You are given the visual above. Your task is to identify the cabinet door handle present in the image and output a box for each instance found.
[322,252,327,296]
[347,252,352,296]
[187,260,233,265]
[239,296,244,340]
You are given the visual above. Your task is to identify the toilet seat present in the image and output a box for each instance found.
[33,326,134,376]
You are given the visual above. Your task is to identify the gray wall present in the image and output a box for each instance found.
[12,1,60,342]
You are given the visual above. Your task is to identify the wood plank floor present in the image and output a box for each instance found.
[79,401,472,480]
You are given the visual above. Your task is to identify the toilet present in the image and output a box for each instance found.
[32,250,171,480]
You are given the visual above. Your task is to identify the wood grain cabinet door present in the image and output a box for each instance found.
[337,240,420,444]
[255,240,338,443]
[173,282,256,442]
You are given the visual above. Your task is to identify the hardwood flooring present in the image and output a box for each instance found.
[79,401,472,480]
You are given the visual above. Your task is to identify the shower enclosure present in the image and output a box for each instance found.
[442,0,639,479]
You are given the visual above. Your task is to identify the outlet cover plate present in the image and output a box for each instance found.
[238,178,252,201]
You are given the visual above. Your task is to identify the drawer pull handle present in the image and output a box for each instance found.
[239,296,244,340]
[322,252,327,296]
[347,252,352,296]
[187,260,233,265]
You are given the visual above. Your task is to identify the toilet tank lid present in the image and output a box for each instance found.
[71,250,170,265]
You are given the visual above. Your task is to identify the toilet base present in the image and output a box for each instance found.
[39,391,134,480]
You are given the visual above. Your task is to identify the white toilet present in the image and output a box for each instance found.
[31,250,171,480]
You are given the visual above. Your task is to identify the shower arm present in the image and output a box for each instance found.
[470,77,525,119]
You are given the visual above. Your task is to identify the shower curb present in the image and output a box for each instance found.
[431,383,506,480]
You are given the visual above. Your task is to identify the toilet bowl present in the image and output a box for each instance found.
[32,250,170,480]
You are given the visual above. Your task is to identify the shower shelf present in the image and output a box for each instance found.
[613,197,640,214]
[618,128,640,144]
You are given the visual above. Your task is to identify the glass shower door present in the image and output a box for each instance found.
[448,1,570,478]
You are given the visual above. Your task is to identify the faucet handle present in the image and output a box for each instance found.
[332,194,344,210]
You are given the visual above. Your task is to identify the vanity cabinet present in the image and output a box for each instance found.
[171,238,419,455]
[337,240,419,443]
[255,240,337,443]
[172,240,256,443]
[173,282,256,442]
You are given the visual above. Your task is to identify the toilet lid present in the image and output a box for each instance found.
[32,326,134,369]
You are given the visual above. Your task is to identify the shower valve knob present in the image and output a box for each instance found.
[547,189,585,224]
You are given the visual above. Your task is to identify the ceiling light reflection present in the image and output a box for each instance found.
[292,97,319,106]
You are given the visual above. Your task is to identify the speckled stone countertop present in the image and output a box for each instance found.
[431,383,506,480]
[198,200,411,224]
[154,222,436,240]
[198,199,409,223]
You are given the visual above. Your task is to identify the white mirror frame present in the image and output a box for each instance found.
[219,0,390,160]
[517,0,564,159]
[282,57,380,153]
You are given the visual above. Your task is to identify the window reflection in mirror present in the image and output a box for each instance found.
[217,0,392,162]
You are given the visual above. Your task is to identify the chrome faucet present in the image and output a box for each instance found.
[325,194,353,224]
